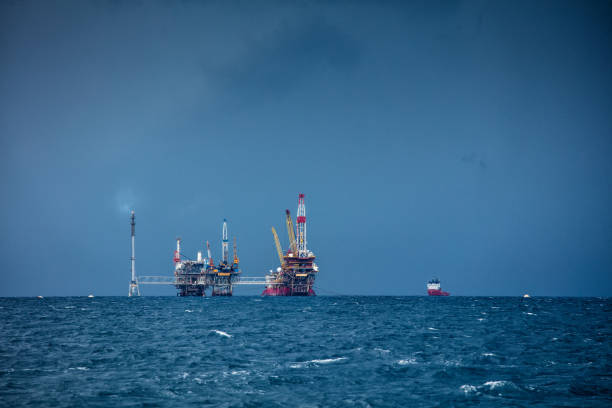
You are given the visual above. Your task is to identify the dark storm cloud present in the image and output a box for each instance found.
[461,153,487,169]
[1,0,611,297]
[205,17,361,96]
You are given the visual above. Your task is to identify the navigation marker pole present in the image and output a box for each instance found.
[128,210,140,296]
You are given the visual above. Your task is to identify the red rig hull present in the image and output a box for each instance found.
[428,289,450,296]
[262,287,316,296]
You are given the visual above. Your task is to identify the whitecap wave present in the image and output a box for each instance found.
[290,357,347,368]
[460,384,477,394]
[310,357,347,364]
[483,380,513,390]
[184,309,194,313]
[397,358,417,365]
[211,330,232,338]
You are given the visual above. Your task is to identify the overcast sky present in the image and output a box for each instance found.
[1,0,611,296]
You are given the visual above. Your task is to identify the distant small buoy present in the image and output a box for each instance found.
[87,294,94,298]
[523,294,530,298]
[37,296,43,299]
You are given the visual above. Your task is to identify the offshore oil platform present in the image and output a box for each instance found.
[263,194,319,296]
[173,219,241,296]
[129,194,318,296]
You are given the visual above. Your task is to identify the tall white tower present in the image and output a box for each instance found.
[128,210,140,296]
[222,219,229,264]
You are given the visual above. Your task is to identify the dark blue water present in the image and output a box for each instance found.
[1,297,610,407]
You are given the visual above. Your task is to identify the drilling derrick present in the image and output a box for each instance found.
[296,194,307,257]
[128,210,140,297]
[263,194,318,296]
[211,219,241,296]
[222,218,229,265]
[174,238,182,268]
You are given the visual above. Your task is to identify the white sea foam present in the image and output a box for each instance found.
[482,353,495,357]
[69,367,88,371]
[310,357,347,364]
[184,309,194,313]
[477,318,485,321]
[523,312,536,316]
[230,370,249,376]
[428,327,438,331]
[483,380,512,390]
[460,384,477,394]
[290,357,347,368]
[397,358,417,365]
[64,306,75,309]
[374,348,390,353]
[211,330,232,338]
[180,372,189,379]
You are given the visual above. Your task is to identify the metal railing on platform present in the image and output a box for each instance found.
[137,275,268,285]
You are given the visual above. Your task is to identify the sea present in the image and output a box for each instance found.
[0,296,610,407]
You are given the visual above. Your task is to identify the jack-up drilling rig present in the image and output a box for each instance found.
[263,194,319,296]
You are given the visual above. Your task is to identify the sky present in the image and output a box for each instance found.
[0,0,611,296]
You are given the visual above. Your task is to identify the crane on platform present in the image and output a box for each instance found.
[206,240,214,267]
[233,237,239,265]
[271,227,285,268]
[285,209,297,255]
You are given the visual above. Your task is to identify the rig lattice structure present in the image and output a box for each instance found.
[173,219,241,296]
[263,194,319,296]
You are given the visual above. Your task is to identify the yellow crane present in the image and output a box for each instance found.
[285,209,298,255]
[233,237,239,265]
[271,227,285,268]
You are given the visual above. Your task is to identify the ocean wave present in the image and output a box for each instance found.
[211,330,232,338]
[397,358,417,365]
[460,384,478,394]
[290,357,347,368]
[483,380,516,390]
